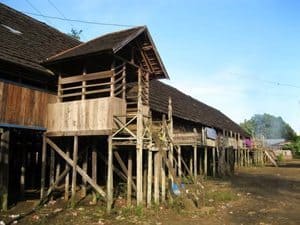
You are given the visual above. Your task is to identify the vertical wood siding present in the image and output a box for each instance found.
[0,82,56,128]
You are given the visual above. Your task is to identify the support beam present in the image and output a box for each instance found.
[154,152,160,204]
[71,135,78,208]
[147,150,152,207]
[161,154,166,203]
[204,147,208,176]
[46,137,106,197]
[0,131,9,211]
[107,135,113,212]
[81,145,88,197]
[212,147,216,177]
[40,134,47,199]
[193,145,197,179]
[177,146,182,177]
[65,148,70,201]
[50,148,55,189]
[127,151,133,206]
[92,144,97,204]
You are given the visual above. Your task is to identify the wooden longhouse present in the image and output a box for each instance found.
[0,3,249,212]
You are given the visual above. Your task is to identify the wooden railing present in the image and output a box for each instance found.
[58,64,126,102]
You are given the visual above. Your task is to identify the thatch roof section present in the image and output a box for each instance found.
[150,80,247,136]
[0,3,80,75]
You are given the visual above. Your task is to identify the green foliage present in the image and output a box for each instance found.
[68,28,82,40]
[283,136,300,155]
[277,153,284,162]
[240,113,296,140]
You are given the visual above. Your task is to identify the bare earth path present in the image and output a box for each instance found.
[1,160,300,225]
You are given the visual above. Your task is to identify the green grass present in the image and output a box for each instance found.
[205,190,237,204]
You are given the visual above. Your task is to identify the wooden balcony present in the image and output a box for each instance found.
[47,97,126,136]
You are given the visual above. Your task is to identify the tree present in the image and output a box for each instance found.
[68,28,82,40]
[240,113,296,140]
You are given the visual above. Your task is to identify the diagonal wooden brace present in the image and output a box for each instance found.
[46,137,106,198]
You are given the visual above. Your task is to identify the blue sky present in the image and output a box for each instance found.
[3,0,300,133]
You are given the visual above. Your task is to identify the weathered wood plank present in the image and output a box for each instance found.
[60,71,113,85]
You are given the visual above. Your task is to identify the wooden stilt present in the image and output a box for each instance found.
[193,145,197,179]
[82,145,88,197]
[50,147,55,185]
[199,148,202,175]
[92,144,97,204]
[154,152,160,204]
[147,150,152,207]
[127,151,132,206]
[177,146,182,177]
[55,161,61,185]
[143,163,148,201]
[40,134,46,199]
[212,147,216,177]
[65,148,70,201]
[71,135,78,208]
[20,156,25,200]
[161,153,166,203]
[0,131,9,211]
[204,147,208,176]
[189,151,193,177]
[107,135,113,212]
[136,67,143,205]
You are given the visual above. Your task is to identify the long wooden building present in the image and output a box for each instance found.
[0,3,249,211]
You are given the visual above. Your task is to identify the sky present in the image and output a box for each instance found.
[2,0,300,133]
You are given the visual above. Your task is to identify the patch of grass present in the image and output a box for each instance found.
[205,190,237,204]
[168,198,185,213]
[119,205,144,218]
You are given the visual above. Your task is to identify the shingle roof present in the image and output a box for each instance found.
[149,80,247,136]
[0,3,80,75]
[46,26,145,62]
[45,26,169,79]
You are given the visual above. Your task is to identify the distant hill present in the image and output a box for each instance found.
[240,113,296,140]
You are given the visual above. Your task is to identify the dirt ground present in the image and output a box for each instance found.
[1,159,299,225]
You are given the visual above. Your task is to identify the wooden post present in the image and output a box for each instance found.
[82,67,86,100]
[136,68,143,205]
[212,147,216,177]
[168,97,174,180]
[204,147,208,176]
[110,61,115,97]
[199,147,202,175]
[161,153,166,203]
[122,64,126,99]
[147,150,152,207]
[154,151,160,204]
[55,161,61,185]
[189,152,193,176]
[107,135,113,212]
[20,151,25,200]
[65,147,70,201]
[193,144,197,179]
[127,151,132,206]
[177,146,182,177]
[81,145,88,197]
[0,131,9,211]
[92,144,97,204]
[71,136,78,208]
[50,148,55,188]
[40,134,47,199]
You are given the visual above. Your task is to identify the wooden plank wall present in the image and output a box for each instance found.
[0,81,56,128]
[47,97,126,133]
